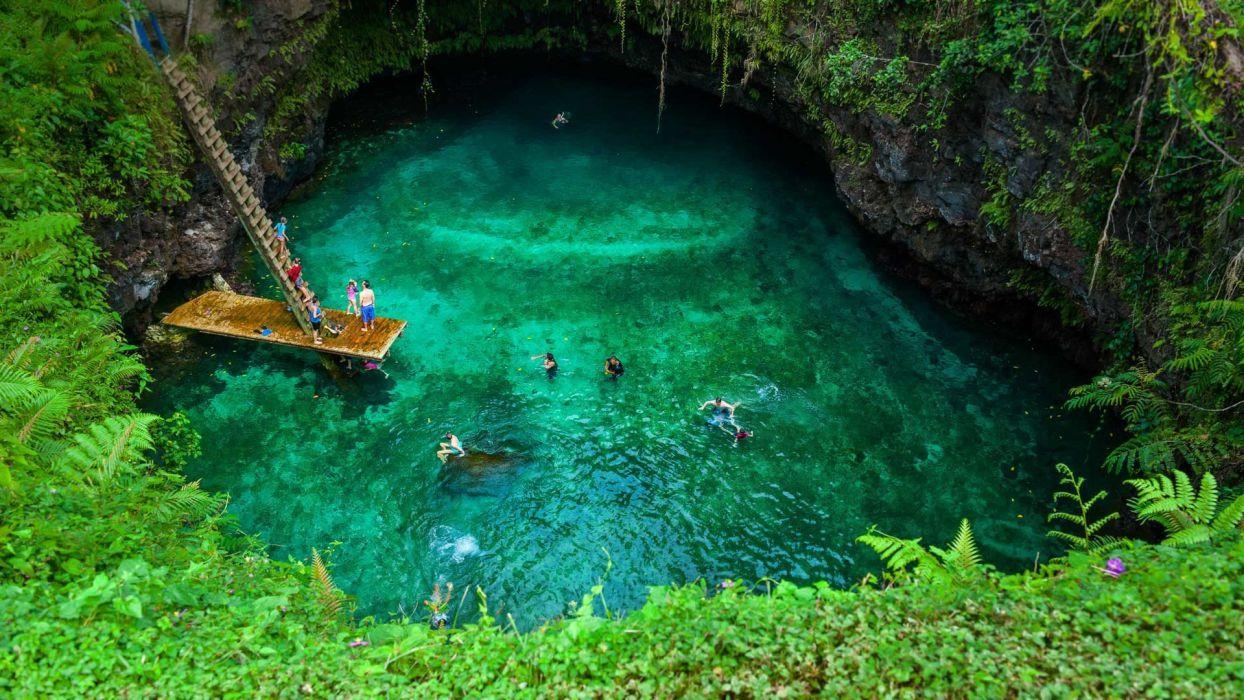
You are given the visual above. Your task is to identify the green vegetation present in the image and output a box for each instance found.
[3,0,1243,695]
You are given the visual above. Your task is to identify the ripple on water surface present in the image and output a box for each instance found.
[146,71,1104,628]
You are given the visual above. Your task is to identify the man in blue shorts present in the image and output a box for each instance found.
[359,280,376,332]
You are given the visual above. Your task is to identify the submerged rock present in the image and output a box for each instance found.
[211,273,234,294]
[144,321,191,353]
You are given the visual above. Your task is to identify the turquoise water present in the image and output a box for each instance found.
[147,70,1103,627]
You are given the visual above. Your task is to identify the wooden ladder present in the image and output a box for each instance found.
[159,56,317,336]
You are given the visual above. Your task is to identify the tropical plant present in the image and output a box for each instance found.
[1047,463,1122,556]
[856,518,984,586]
[1127,470,1244,546]
[311,547,345,619]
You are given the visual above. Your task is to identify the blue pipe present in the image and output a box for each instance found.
[147,11,171,56]
[134,19,155,57]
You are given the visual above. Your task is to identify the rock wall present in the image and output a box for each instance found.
[115,2,1112,365]
[595,28,1108,364]
[107,0,330,333]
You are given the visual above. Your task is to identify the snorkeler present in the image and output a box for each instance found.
[604,355,624,379]
[551,112,569,129]
[698,397,739,425]
[437,432,467,463]
[532,352,558,379]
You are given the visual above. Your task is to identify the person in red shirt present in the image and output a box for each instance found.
[287,258,311,300]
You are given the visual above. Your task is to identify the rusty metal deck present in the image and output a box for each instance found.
[162,291,405,361]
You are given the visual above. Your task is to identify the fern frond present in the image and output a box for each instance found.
[1190,472,1219,524]
[57,413,156,485]
[1164,341,1216,373]
[1084,509,1124,537]
[311,548,343,618]
[0,363,42,410]
[13,388,71,445]
[944,518,981,572]
[1211,493,1244,532]
[1172,470,1195,506]
[1047,529,1090,549]
[0,212,80,248]
[1163,525,1212,547]
[149,480,222,523]
[856,528,938,579]
[1105,435,1177,475]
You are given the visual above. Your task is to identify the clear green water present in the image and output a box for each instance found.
[146,70,1104,627]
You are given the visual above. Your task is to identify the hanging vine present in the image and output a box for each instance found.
[657,0,671,133]
[416,0,434,112]
[714,2,730,105]
[615,0,627,52]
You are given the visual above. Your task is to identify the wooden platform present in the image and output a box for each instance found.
[162,291,405,361]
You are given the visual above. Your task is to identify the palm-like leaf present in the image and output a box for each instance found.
[1127,470,1240,546]
[0,363,41,409]
[149,480,222,523]
[53,413,157,485]
[1211,493,1244,532]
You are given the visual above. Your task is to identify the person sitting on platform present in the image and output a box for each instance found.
[287,258,312,300]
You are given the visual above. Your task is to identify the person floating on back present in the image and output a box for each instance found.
[698,397,739,425]
[346,279,359,316]
[362,359,388,378]
[275,216,290,256]
[604,355,624,379]
[532,352,558,380]
[551,112,569,129]
[437,432,467,463]
[359,280,376,332]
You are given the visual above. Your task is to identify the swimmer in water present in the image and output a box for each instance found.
[437,432,467,463]
[552,112,569,129]
[698,397,739,424]
[532,352,558,379]
[604,355,624,379]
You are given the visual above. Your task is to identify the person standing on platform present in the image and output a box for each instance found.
[307,296,324,345]
[346,279,359,316]
[359,280,376,332]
